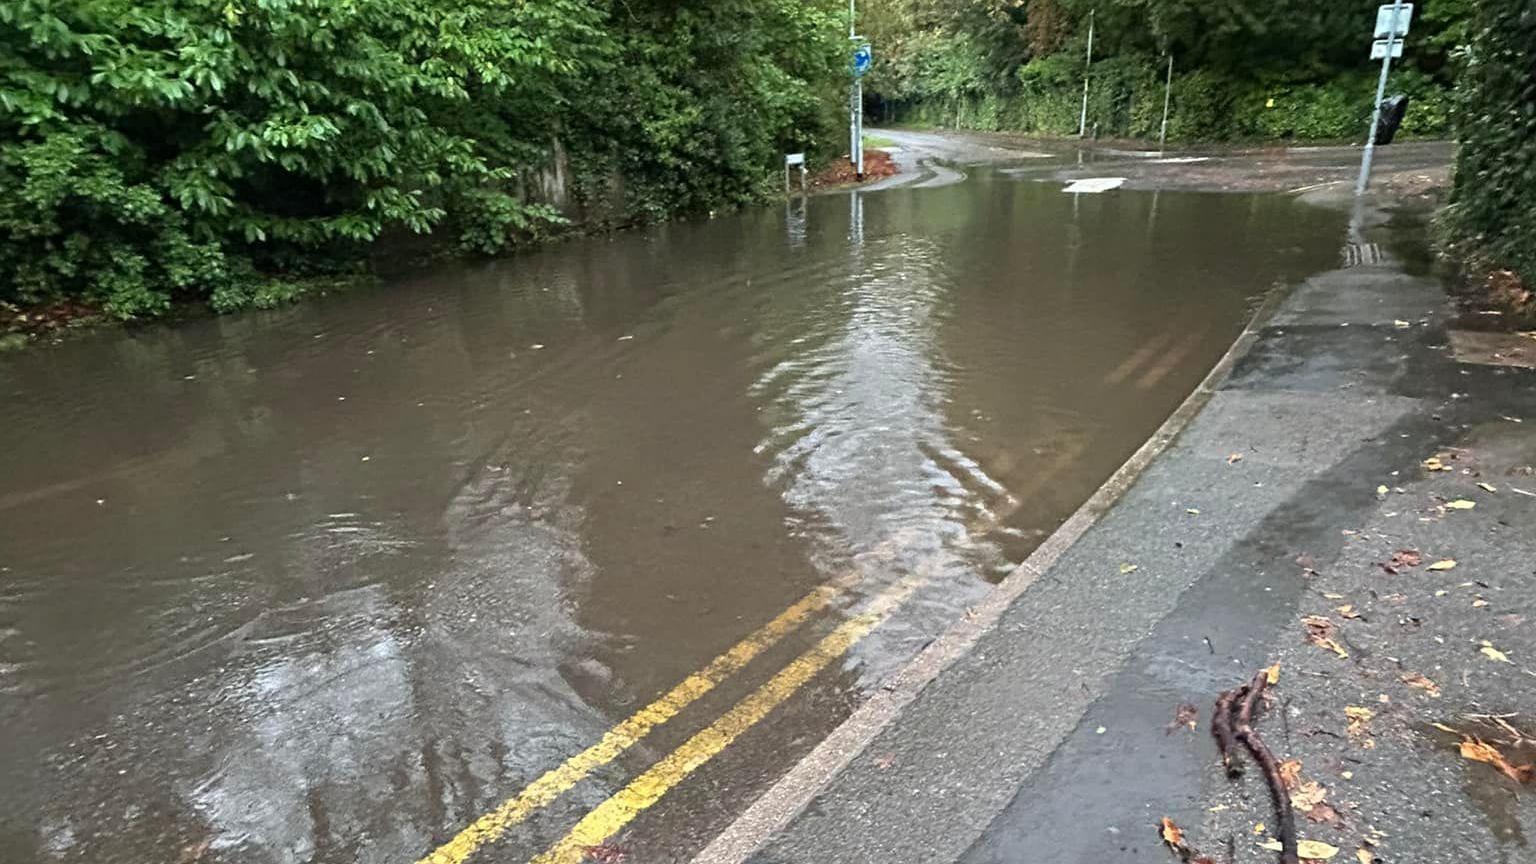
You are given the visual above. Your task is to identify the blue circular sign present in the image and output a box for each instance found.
[853,45,872,77]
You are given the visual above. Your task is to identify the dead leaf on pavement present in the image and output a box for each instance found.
[1297,839,1341,859]
[1428,558,1458,571]
[1167,703,1199,734]
[1119,562,1139,574]
[1304,615,1349,658]
[1257,838,1284,852]
[1279,758,1303,790]
[1393,549,1422,567]
[1291,780,1329,812]
[1458,737,1536,783]
[1400,672,1441,697]
[1264,662,1282,685]
[1228,452,1244,465]
[1481,641,1512,663]
[581,844,628,863]
[1446,499,1477,510]
[1160,817,1187,851]
[1346,706,1375,745]
[1357,847,1377,864]
[1478,482,1498,493]
[1423,456,1452,472]
[1305,802,1340,824]
[1336,604,1361,619]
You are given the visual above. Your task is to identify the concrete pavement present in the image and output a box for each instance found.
[698,185,1536,863]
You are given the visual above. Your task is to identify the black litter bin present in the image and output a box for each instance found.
[1374,95,1409,145]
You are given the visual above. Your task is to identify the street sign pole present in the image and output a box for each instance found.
[1357,0,1408,195]
[1078,8,1095,139]
[849,0,863,180]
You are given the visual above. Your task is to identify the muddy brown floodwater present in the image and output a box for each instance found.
[0,170,1346,864]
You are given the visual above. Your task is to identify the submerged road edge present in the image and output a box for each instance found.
[690,278,1301,864]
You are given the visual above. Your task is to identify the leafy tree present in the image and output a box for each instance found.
[1,0,845,319]
[1447,0,1536,289]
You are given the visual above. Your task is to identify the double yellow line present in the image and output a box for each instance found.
[418,572,917,864]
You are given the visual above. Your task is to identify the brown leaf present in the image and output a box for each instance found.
[1305,802,1340,824]
[1304,615,1349,658]
[1160,816,1187,851]
[1459,737,1536,783]
[1279,759,1303,790]
[1167,703,1199,734]
[1400,672,1441,697]
[1336,604,1361,620]
[1290,780,1328,812]
[1393,549,1423,567]
[581,844,628,863]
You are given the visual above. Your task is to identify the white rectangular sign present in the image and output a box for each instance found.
[784,153,806,167]
[1370,38,1405,60]
[1374,4,1413,38]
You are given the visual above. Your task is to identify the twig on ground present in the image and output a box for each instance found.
[1216,671,1299,864]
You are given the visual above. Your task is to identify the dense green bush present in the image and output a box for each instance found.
[1447,0,1536,287]
[0,0,844,319]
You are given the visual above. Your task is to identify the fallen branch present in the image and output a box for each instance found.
[1216,671,1299,864]
[1212,686,1243,777]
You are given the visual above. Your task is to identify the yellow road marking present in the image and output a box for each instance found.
[1135,328,1208,391]
[1104,329,1175,386]
[527,577,921,864]
[416,581,845,864]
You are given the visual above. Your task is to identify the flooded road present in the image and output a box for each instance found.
[1,169,1345,864]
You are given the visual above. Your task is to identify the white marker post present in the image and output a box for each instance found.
[785,153,807,194]
[1158,54,1174,155]
[1357,1,1412,195]
[1078,8,1095,139]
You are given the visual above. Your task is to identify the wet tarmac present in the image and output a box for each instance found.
[1,170,1345,863]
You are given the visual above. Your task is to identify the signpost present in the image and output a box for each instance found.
[1357,1,1412,195]
[848,0,868,181]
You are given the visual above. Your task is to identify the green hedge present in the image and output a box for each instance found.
[0,0,844,319]
[889,54,1454,144]
[1447,1,1536,287]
